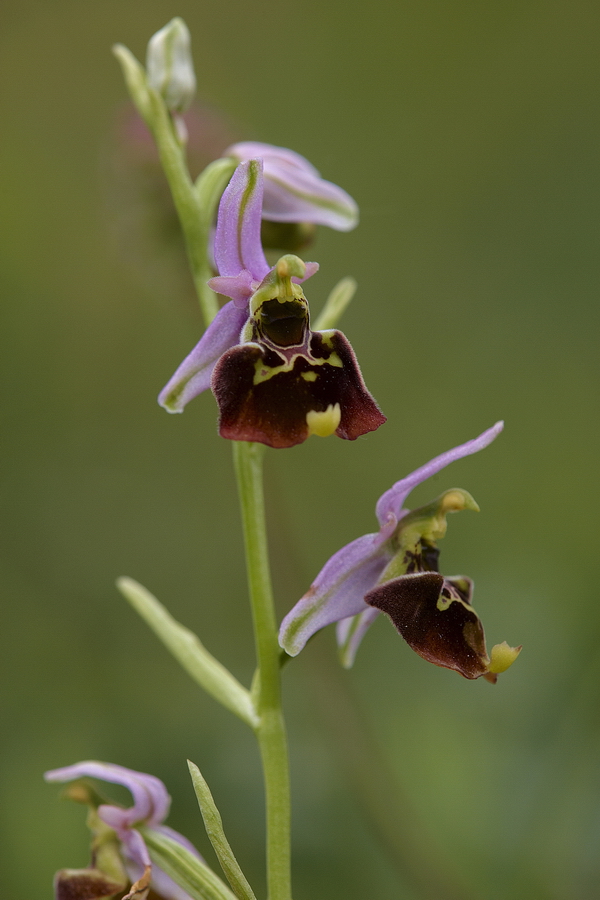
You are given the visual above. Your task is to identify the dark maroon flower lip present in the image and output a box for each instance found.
[54,868,127,900]
[212,328,385,449]
[365,571,491,680]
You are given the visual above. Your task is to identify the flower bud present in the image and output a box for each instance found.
[146,17,196,112]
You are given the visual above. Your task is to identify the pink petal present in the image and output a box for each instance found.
[158,301,247,413]
[279,530,392,656]
[208,271,256,307]
[44,761,170,827]
[375,422,504,527]
[214,159,270,281]
[227,142,358,231]
[226,142,321,176]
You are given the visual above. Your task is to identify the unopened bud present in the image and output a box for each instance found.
[146,18,196,112]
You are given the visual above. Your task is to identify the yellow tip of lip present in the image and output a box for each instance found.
[306,403,341,437]
[488,641,522,674]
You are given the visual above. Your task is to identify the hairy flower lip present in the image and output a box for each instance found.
[211,328,385,448]
[365,571,491,680]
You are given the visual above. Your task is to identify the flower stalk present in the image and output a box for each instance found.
[145,86,219,325]
[233,441,291,900]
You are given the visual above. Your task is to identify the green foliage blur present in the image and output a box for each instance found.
[2,1,599,898]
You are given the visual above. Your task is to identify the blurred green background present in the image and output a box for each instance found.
[2,1,600,898]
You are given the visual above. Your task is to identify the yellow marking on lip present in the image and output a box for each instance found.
[252,351,343,385]
[306,403,341,437]
[301,371,318,382]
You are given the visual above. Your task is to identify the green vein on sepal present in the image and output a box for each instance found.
[140,826,239,900]
[313,276,357,330]
[116,578,258,728]
[188,761,258,900]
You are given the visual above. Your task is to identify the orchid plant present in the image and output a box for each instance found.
[45,18,520,900]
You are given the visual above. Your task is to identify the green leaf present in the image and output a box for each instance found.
[112,44,152,124]
[188,761,257,900]
[116,578,258,729]
[140,827,239,900]
[313,276,357,330]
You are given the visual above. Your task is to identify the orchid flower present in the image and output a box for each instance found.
[225,141,359,232]
[159,159,385,449]
[279,422,521,680]
[45,761,201,900]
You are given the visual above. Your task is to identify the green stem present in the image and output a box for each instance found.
[233,441,291,900]
[147,88,219,326]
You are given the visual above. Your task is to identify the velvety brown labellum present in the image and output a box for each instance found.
[211,329,386,448]
[54,868,124,900]
[365,571,490,679]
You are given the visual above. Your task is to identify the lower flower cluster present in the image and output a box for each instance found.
[44,762,201,900]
